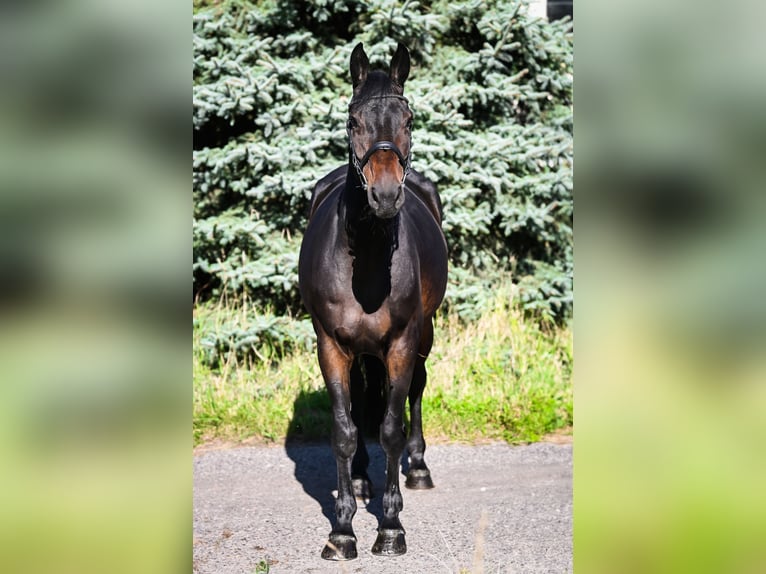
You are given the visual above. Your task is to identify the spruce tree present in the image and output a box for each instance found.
[193,0,572,360]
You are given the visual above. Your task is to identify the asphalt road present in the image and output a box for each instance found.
[193,441,572,573]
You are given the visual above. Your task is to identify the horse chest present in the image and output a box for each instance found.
[313,235,420,350]
[335,309,393,351]
[319,288,404,352]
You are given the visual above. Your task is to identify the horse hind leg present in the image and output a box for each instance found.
[349,356,374,502]
[405,357,435,489]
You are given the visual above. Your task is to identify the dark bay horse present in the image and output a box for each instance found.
[298,42,448,560]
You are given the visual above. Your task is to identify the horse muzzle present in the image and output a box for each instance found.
[368,184,405,219]
[351,139,410,219]
[353,140,408,219]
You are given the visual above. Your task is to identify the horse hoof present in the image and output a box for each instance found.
[371,529,407,556]
[321,534,357,561]
[405,468,434,489]
[352,476,373,502]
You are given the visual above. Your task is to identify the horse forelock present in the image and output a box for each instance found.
[350,71,404,107]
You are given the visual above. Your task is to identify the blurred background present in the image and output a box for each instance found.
[576,0,766,571]
[0,1,188,573]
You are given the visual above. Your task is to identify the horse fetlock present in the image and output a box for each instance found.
[335,493,358,524]
[405,467,434,490]
[407,430,425,449]
[351,475,373,502]
[382,488,403,515]
[407,450,428,471]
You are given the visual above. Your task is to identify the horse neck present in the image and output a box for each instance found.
[342,164,367,224]
[341,165,399,260]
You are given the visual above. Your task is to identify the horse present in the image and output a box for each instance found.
[298,42,448,560]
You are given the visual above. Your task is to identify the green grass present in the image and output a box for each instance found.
[193,295,572,447]
[424,300,572,443]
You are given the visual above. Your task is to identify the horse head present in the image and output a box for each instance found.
[347,43,412,219]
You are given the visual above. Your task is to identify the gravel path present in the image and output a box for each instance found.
[193,441,572,573]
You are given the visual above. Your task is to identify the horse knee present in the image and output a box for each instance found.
[380,412,406,454]
[332,418,358,460]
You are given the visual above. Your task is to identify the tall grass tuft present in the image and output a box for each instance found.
[426,294,572,443]
[193,294,572,447]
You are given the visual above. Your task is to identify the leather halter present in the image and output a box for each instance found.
[347,95,412,191]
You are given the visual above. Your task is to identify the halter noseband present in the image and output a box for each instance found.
[347,95,412,191]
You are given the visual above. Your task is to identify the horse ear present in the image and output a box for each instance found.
[390,43,410,88]
[350,43,369,90]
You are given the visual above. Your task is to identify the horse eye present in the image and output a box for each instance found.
[406,118,413,130]
[347,118,357,130]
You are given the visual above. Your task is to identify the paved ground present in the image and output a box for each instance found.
[193,441,572,573]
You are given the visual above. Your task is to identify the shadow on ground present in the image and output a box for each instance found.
[284,388,396,531]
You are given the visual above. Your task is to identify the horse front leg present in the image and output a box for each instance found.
[316,333,358,561]
[371,330,419,556]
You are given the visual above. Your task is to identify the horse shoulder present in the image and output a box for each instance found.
[398,193,448,316]
[308,165,346,220]
[401,188,447,258]
[406,170,443,225]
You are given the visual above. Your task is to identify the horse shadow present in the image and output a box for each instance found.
[284,388,409,529]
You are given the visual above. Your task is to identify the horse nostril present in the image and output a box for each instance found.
[371,190,380,204]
